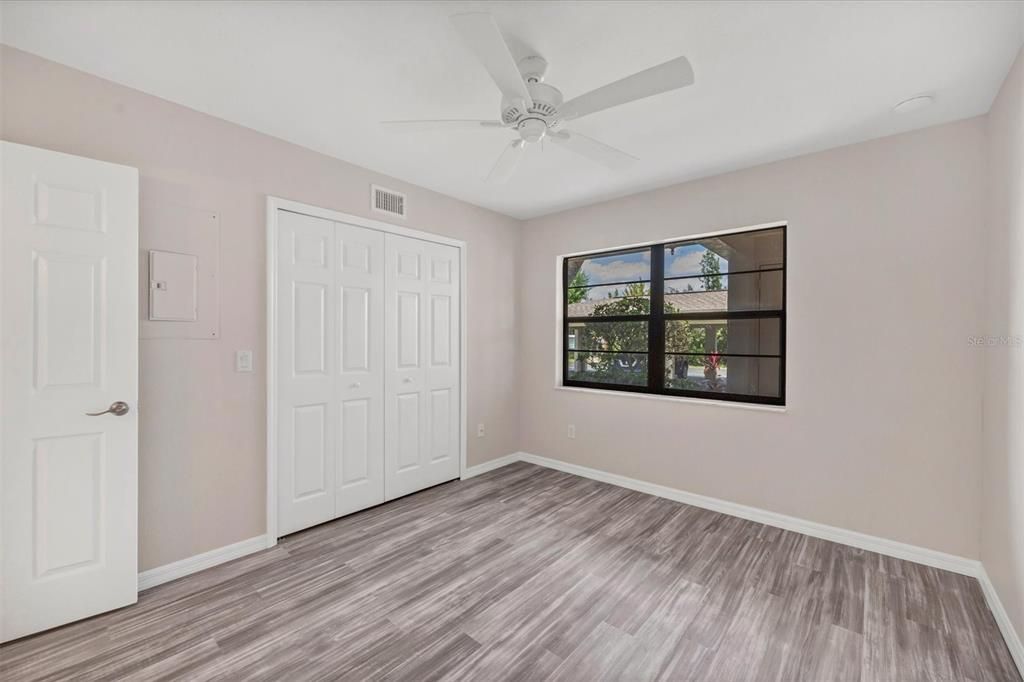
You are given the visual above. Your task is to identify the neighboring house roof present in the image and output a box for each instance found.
[568,290,729,317]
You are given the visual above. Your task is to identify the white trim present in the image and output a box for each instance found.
[554,385,787,413]
[461,453,521,479]
[459,241,469,485]
[271,196,463,247]
[265,199,278,549]
[978,566,1024,675]
[515,452,981,577]
[137,535,267,591]
[558,220,788,259]
[265,196,468,545]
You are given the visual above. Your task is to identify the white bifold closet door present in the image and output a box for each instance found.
[277,211,386,535]
[384,233,461,499]
[276,211,460,536]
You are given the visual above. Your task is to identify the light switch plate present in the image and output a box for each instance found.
[235,350,254,373]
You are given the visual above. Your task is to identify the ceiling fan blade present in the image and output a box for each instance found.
[549,130,637,170]
[486,139,525,183]
[450,13,533,109]
[381,120,505,132]
[559,56,694,121]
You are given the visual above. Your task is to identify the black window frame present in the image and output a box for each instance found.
[562,225,786,406]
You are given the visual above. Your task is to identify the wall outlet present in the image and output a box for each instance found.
[477,423,485,437]
[235,350,254,373]
[567,424,576,439]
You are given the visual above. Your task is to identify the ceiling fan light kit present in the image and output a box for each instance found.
[382,12,694,182]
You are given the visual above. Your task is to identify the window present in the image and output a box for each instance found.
[563,225,785,405]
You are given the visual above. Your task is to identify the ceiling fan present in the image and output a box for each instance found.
[382,13,695,182]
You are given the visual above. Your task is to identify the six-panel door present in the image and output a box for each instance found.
[276,213,461,535]
[276,211,389,535]
[1,142,139,642]
[334,222,386,517]
[384,234,461,500]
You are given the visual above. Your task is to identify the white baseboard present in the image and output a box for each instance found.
[977,566,1024,674]
[137,534,268,591]
[515,452,981,577]
[461,452,522,479]
[137,450,524,593]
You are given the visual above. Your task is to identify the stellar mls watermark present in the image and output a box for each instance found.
[968,335,1024,348]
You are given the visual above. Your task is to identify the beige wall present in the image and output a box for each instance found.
[520,117,989,559]
[983,46,1024,644]
[1,43,1016,578]
[0,46,521,570]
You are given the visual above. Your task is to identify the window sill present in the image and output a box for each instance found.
[554,385,788,413]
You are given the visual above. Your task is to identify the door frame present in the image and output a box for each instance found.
[264,196,468,547]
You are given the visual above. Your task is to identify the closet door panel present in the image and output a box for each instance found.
[424,244,460,475]
[277,211,337,534]
[334,222,385,517]
[385,234,460,500]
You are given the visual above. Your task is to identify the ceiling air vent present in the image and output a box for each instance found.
[371,185,406,218]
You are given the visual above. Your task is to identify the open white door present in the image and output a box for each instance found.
[1,142,139,642]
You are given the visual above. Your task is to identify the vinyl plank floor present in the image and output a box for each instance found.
[1,462,1019,681]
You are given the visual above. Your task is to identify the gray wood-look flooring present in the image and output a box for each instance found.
[1,462,1019,681]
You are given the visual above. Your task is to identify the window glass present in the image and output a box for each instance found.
[664,356,781,398]
[663,228,783,278]
[568,321,648,353]
[568,351,648,386]
[563,226,785,404]
[567,248,652,318]
[663,271,783,313]
[567,248,651,289]
[664,318,780,356]
[567,283,651,317]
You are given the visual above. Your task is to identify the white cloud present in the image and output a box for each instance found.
[665,248,727,278]
[581,257,649,284]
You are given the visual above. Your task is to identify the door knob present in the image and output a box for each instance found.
[86,401,130,417]
[350,382,361,389]
[403,377,413,383]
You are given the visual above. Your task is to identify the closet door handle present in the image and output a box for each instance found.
[349,382,361,389]
[403,377,413,383]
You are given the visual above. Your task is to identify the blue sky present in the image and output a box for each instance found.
[665,244,728,278]
[573,246,729,301]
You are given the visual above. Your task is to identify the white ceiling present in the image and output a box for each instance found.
[2,1,1022,219]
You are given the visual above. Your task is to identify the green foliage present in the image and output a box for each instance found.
[567,269,589,305]
[569,280,729,389]
[700,250,723,291]
[571,282,650,384]
[665,319,705,353]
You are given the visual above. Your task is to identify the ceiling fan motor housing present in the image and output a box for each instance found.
[501,77,564,141]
